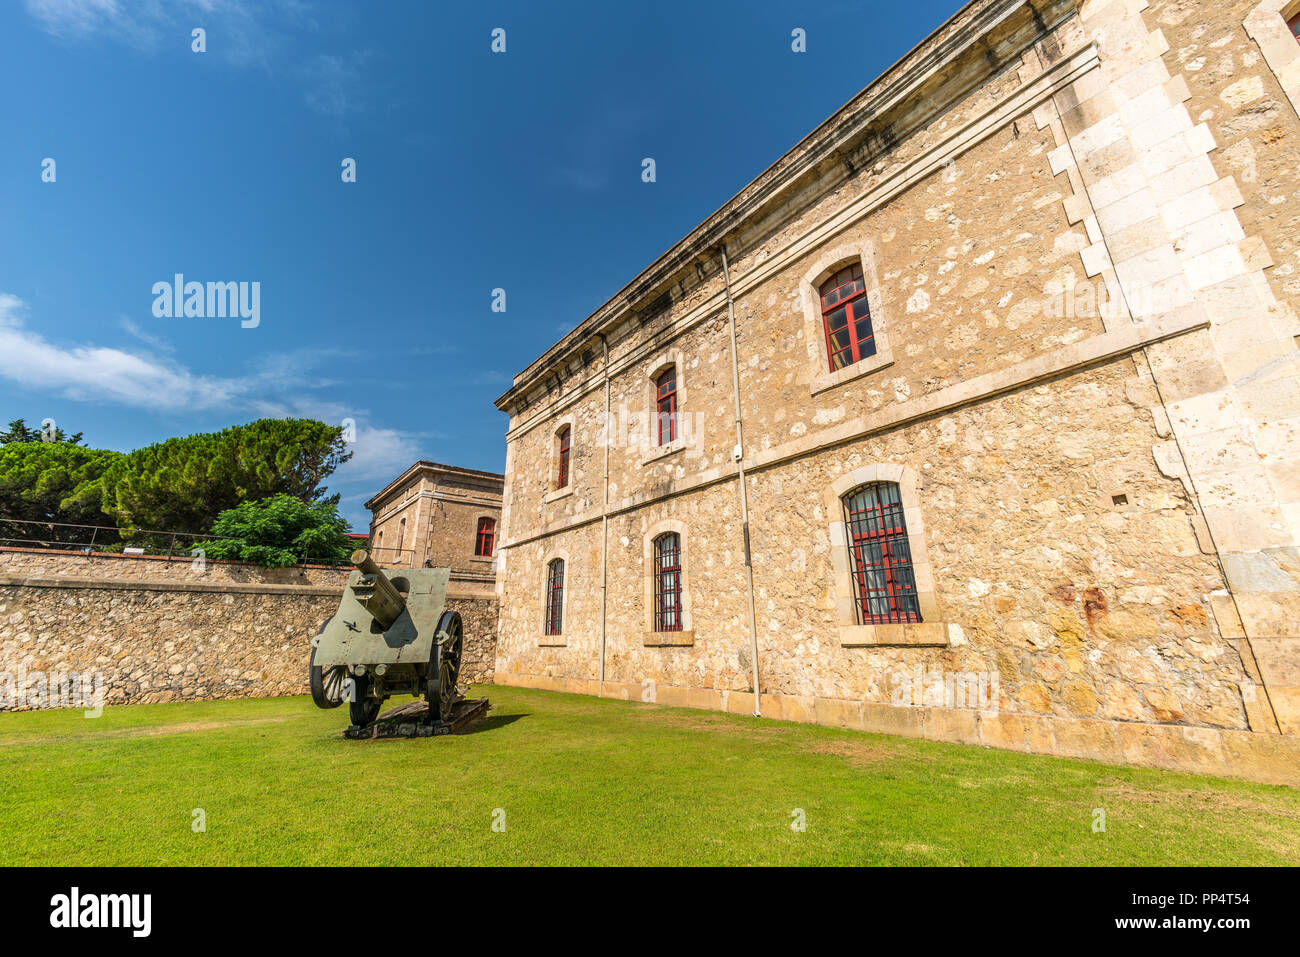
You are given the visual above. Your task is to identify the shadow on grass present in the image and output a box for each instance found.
[461,712,528,734]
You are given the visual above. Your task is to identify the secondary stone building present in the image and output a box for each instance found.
[365,461,503,575]
[492,0,1300,781]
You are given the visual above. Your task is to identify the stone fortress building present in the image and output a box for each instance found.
[365,461,503,576]
[490,0,1300,779]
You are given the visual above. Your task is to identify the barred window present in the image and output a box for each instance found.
[557,426,571,488]
[544,558,564,635]
[842,482,920,624]
[474,517,495,557]
[655,367,678,446]
[653,532,683,631]
[820,262,876,373]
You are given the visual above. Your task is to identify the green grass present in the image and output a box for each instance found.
[0,686,1296,865]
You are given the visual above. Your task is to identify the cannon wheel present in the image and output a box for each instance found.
[309,619,348,709]
[349,673,382,726]
[428,610,463,722]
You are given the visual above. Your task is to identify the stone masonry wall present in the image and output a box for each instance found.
[491,0,1300,783]
[0,550,497,710]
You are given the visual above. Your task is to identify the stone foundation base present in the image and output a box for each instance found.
[496,672,1300,787]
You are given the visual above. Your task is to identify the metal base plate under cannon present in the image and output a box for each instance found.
[343,696,490,740]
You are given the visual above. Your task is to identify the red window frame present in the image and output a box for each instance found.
[843,482,920,624]
[544,559,564,635]
[820,262,876,373]
[655,367,678,446]
[653,532,683,632]
[1290,12,1300,42]
[557,426,571,488]
[474,517,496,557]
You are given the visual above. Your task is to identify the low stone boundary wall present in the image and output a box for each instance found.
[0,549,497,710]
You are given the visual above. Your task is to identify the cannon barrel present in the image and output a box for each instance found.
[349,549,406,630]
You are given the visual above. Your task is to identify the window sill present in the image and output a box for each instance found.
[470,555,495,565]
[538,635,567,647]
[838,622,949,647]
[809,350,894,397]
[644,630,694,647]
[544,485,574,505]
[640,440,687,467]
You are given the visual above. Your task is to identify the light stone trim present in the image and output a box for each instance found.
[1246,0,1300,120]
[502,42,1103,443]
[1062,0,1300,734]
[537,548,570,646]
[798,238,895,396]
[500,309,1209,552]
[642,518,693,639]
[0,575,343,597]
[822,464,943,646]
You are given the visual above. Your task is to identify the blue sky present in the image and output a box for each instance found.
[1,0,958,529]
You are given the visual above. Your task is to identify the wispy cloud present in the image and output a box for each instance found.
[118,314,174,353]
[300,50,371,118]
[23,0,363,114]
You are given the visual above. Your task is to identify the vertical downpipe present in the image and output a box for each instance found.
[721,245,762,717]
[597,333,611,697]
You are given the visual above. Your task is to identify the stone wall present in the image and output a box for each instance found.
[0,549,497,709]
[488,0,1300,784]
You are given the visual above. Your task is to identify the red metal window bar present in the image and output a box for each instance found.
[843,482,921,624]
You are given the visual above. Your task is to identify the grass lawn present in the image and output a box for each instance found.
[0,685,1296,865]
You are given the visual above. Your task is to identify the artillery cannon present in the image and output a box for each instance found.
[309,550,464,727]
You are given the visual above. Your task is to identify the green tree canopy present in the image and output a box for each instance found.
[0,442,122,543]
[204,494,355,567]
[70,418,352,534]
[1,418,84,445]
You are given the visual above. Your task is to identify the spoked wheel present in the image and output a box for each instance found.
[428,611,463,722]
[349,673,382,727]
[309,621,348,710]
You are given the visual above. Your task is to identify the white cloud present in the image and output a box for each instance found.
[300,50,371,117]
[0,294,251,409]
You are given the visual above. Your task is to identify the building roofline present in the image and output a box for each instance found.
[496,0,1057,411]
[364,460,505,511]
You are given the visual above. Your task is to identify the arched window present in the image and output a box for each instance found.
[820,262,876,372]
[842,482,920,624]
[544,558,564,635]
[655,367,678,446]
[557,425,571,488]
[653,532,683,631]
[474,517,496,557]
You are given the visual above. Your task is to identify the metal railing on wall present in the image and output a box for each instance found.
[0,518,414,568]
